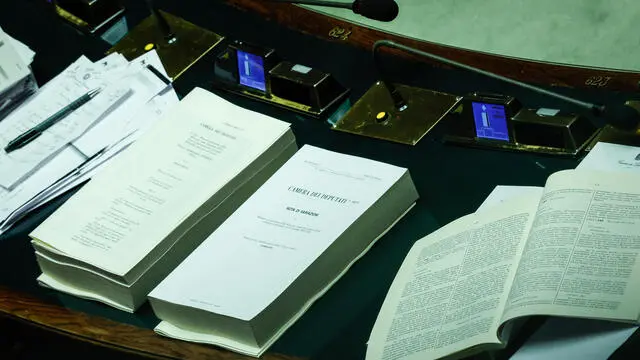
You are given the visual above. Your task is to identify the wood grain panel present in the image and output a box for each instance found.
[0,287,303,360]
[225,0,640,92]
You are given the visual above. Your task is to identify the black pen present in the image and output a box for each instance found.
[64,146,109,180]
[3,88,101,153]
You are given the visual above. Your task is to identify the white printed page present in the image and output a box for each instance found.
[72,67,169,156]
[91,53,128,74]
[72,50,169,156]
[30,88,290,276]
[0,56,131,188]
[578,142,640,173]
[366,194,539,360]
[477,185,543,212]
[90,49,167,86]
[125,87,178,136]
[503,170,640,323]
[150,145,407,320]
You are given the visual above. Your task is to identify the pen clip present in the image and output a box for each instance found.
[87,88,101,98]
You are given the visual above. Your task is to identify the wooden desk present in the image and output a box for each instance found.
[0,287,299,359]
[225,0,640,92]
[0,0,636,359]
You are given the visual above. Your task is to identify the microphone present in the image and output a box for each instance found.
[352,0,399,22]
[373,40,640,131]
[596,103,640,131]
[145,0,177,43]
[267,0,399,22]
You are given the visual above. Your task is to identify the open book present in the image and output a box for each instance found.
[366,169,640,360]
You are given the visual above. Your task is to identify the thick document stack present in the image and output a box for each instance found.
[148,145,419,357]
[366,169,640,360]
[29,87,297,312]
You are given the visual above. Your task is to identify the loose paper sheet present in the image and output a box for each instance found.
[578,142,640,173]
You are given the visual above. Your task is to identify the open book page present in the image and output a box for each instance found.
[502,170,640,323]
[366,194,539,360]
[477,186,543,212]
[30,88,290,277]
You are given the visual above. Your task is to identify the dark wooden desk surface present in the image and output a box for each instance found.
[0,1,638,359]
[0,287,301,360]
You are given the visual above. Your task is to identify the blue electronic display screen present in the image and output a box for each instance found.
[472,102,510,141]
[237,50,266,92]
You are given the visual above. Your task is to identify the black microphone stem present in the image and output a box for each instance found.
[373,40,605,116]
[145,0,176,42]
[268,0,353,9]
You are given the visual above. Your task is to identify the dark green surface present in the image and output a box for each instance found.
[0,1,635,359]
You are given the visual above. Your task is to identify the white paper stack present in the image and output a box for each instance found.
[29,87,298,312]
[0,49,179,236]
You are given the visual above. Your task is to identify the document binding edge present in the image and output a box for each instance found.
[154,202,417,357]
[37,273,135,313]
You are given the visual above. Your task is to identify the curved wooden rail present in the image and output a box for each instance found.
[225,0,640,92]
[0,287,301,360]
